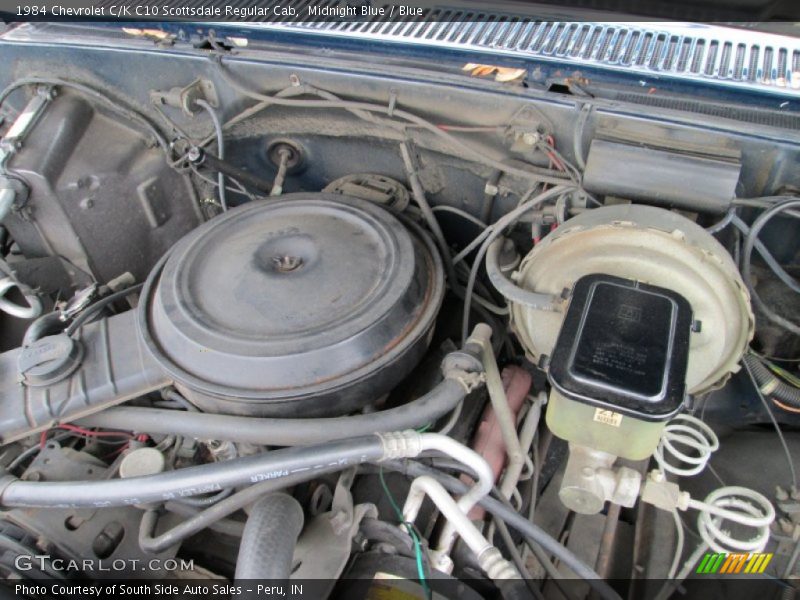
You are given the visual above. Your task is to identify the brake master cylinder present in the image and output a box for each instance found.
[508,205,753,514]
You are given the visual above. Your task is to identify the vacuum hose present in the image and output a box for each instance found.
[77,346,483,446]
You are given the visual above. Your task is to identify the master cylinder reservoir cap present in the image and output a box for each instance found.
[548,273,693,422]
[545,274,693,463]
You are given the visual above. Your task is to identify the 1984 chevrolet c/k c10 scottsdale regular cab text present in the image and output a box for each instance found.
[0,2,798,598]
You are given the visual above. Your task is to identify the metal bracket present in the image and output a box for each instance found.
[4,443,181,576]
[292,468,378,593]
[506,104,553,152]
[150,79,218,117]
[0,85,54,173]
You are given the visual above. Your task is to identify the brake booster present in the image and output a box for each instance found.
[507,204,753,513]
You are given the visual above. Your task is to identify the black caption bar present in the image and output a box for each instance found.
[1,0,800,23]
[5,577,787,600]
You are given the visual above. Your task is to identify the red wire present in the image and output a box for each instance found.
[37,427,148,462]
[543,134,567,172]
[103,442,131,460]
[54,423,134,438]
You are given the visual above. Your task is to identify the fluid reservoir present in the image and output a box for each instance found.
[506,204,753,513]
[545,274,693,461]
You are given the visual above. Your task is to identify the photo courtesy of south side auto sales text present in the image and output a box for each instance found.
[15,3,425,17]
[15,583,306,597]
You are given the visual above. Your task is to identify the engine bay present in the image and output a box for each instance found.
[0,21,798,600]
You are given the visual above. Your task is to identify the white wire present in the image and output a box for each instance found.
[651,416,774,567]
[195,99,227,211]
[689,486,775,554]
[742,355,799,490]
[653,414,719,477]
[667,508,685,579]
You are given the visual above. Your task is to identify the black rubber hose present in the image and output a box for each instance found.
[498,580,537,600]
[192,148,273,194]
[77,379,469,446]
[234,493,304,580]
[140,469,337,554]
[64,283,144,336]
[0,436,386,508]
[743,353,800,409]
[22,311,64,346]
[485,238,559,311]
[132,457,613,598]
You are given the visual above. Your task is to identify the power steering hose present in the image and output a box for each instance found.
[137,458,618,600]
[0,436,386,508]
[0,431,492,510]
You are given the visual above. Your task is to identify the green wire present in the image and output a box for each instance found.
[408,529,430,599]
[379,467,432,600]
[766,359,800,388]
[415,422,433,433]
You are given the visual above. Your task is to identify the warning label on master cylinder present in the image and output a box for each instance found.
[593,408,623,427]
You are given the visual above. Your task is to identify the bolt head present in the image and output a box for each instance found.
[522,132,539,145]
[187,147,202,162]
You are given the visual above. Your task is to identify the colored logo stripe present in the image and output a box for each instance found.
[696,552,773,575]
[720,553,748,574]
[745,553,772,574]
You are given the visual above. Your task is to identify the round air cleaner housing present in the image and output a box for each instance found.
[510,204,753,395]
[139,193,444,416]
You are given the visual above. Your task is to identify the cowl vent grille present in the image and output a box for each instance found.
[242,9,800,95]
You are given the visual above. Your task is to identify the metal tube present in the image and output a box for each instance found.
[403,475,520,580]
[473,323,526,500]
[0,188,15,222]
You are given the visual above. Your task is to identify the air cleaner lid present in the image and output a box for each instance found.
[139,193,441,403]
[548,274,692,421]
